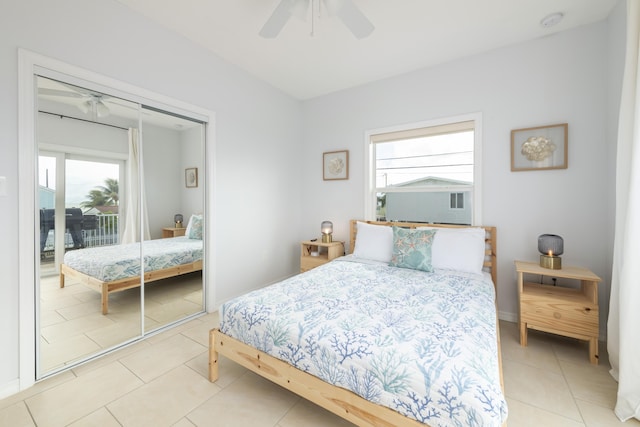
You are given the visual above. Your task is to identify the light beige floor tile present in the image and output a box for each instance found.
[506,398,584,427]
[108,365,221,427]
[84,317,142,349]
[0,401,36,427]
[71,339,151,377]
[576,399,640,427]
[184,351,211,381]
[38,293,84,312]
[40,313,115,343]
[67,407,121,427]
[180,319,215,347]
[560,360,619,409]
[193,354,249,389]
[144,299,203,325]
[0,370,76,411]
[40,309,66,328]
[197,311,220,328]
[39,334,102,373]
[278,398,356,427]
[172,418,196,427]
[144,317,205,346]
[553,338,610,367]
[119,333,207,383]
[187,372,299,427]
[56,300,104,320]
[25,362,143,427]
[503,358,582,421]
[500,320,562,374]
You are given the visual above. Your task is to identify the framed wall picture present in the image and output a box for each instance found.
[511,123,568,171]
[323,150,349,180]
[185,167,198,188]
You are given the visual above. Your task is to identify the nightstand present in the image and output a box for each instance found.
[300,240,344,272]
[162,227,186,238]
[515,260,601,364]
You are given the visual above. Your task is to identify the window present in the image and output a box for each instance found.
[366,115,481,225]
[450,192,464,210]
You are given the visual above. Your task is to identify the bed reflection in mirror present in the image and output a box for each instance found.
[37,76,205,378]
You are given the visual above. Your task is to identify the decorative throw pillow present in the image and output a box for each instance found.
[389,226,436,272]
[186,214,203,240]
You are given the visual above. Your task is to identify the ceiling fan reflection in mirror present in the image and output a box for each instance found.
[260,0,374,39]
[38,79,112,119]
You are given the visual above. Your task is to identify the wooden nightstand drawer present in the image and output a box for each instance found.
[521,286,598,338]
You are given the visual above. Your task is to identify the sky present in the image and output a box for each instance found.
[375,131,474,187]
[38,156,119,208]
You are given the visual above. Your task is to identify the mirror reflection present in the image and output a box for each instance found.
[37,76,205,377]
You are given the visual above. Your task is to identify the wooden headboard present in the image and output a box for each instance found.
[349,220,498,288]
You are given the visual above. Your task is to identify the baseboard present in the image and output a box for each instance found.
[0,378,21,401]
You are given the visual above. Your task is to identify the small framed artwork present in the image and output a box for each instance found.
[185,167,198,188]
[511,123,568,171]
[323,150,349,180]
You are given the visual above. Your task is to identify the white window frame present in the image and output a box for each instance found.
[364,112,482,224]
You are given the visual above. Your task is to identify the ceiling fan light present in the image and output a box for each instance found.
[96,101,109,118]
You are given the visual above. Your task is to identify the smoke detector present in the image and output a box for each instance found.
[540,12,564,28]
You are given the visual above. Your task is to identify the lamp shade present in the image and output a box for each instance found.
[321,221,333,235]
[538,234,563,256]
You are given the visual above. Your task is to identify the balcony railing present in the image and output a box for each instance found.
[42,213,119,252]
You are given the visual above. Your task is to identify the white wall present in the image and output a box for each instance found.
[142,123,184,239]
[0,0,302,395]
[300,19,625,329]
[181,126,205,218]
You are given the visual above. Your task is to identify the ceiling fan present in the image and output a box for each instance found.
[38,81,111,118]
[260,0,374,39]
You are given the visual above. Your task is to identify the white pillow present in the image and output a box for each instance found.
[352,222,393,263]
[417,226,486,274]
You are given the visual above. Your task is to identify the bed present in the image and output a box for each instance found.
[209,220,506,427]
[60,235,203,314]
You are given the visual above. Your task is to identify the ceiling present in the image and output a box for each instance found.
[115,0,618,100]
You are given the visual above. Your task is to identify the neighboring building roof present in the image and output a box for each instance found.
[84,206,119,215]
[390,176,471,187]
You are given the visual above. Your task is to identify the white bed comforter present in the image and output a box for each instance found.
[63,236,202,282]
[220,257,508,426]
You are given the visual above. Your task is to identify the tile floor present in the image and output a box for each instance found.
[39,269,203,374]
[1,315,638,427]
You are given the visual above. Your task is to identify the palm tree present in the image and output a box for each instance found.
[81,178,119,210]
[97,178,119,206]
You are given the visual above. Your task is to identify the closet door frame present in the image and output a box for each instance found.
[18,49,216,390]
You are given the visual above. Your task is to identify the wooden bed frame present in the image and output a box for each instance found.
[60,260,203,315]
[209,220,503,427]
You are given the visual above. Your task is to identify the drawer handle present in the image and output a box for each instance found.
[585,307,592,312]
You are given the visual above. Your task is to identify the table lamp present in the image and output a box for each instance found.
[538,234,563,269]
[174,214,184,228]
[321,221,333,243]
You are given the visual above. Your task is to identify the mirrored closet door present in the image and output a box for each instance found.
[36,76,205,378]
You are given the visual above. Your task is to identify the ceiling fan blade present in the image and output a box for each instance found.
[331,0,374,39]
[38,88,84,98]
[260,0,295,38]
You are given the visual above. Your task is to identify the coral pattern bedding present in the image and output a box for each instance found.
[220,256,508,426]
[63,236,203,282]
